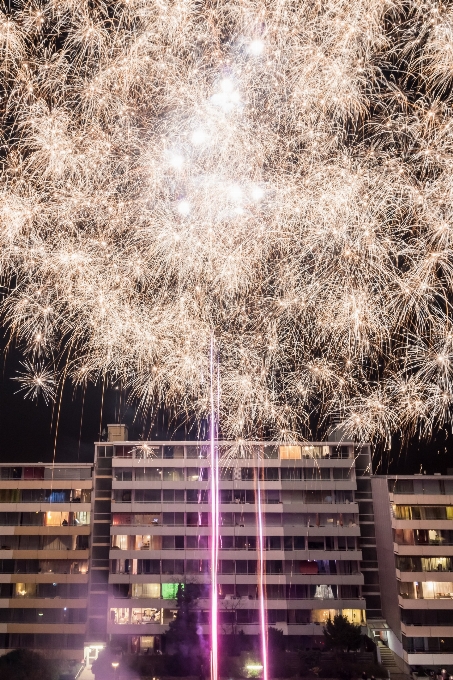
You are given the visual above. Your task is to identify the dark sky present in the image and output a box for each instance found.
[0,336,452,472]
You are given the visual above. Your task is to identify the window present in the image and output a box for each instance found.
[186,559,209,574]
[113,490,131,503]
[187,489,208,503]
[280,446,301,460]
[220,560,235,574]
[23,467,44,480]
[186,535,209,549]
[131,608,161,623]
[263,446,278,459]
[163,446,184,459]
[294,536,305,550]
[161,535,183,550]
[162,559,184,575]
[342,609,365,624]
[163,512,184,526]
[186,446,208,459]
[260,468,279,481]
[420,557,453,572]
[135,468,162,481]
[114,469,132,482]
[0,468,22,480]
[0,489,20,503]
[219,513,233,526]
[162,468,184,482]
[15,583,37,598]
[311,608,338,623]
[113,446,132,458]
[281,468,303,481]
[305,468,331,480]
[333,468,352,480]
[186,468,208,481]
[162,536,175,549]
[162,583,180,599]
[135,490,161,503]
[265,560,283,574]
[163,489,185,503]
[112,535,128,550]
[138,560,160,574]
[393,505,412,519]
[304,491,323,504]
[186,512,209,527]
[131,583,160,598]
[388,479,413,494]
[110,608,130,624]
[303,446,324,459]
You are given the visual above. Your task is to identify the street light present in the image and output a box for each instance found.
[112,661,119,679]
[245,663,264,678]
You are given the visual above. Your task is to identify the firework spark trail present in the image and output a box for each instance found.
[1,3,453,458]
[3,1,453,658]
[210,336,219,680]
[6,1,453,672]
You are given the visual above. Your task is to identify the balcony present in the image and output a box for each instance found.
[110,443,353,461]
[399,582,453,601]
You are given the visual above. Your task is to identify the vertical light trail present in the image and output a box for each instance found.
[256,456,268,680]
[210,335,219,680]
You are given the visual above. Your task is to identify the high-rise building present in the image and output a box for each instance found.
[91,430,372,655]
[372,473,453,672]
[0,462,92,660]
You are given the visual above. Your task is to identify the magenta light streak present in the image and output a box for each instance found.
[210,336,219,680]
[256,468,269,680]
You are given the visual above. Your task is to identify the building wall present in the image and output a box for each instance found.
[98,440,370,654]
[373,474,453,670]
[356,451,382,620]
[371,477,401,640]
[0,463,92,660]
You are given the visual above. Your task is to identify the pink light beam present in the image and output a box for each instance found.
[210,335,219,680]
[256,460,269,680]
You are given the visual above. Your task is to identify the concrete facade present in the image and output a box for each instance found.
[372,474,453,671]
[89,432,374,654]
[0,462,92,660]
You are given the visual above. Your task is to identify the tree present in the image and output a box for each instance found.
[268,627,285,653]
[164,583,208,676]
[0,649,57,680]
[90,648,123,680]
[323,614,362,653]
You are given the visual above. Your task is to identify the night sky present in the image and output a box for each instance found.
[0,334,452,472]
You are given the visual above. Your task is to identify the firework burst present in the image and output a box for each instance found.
[0,0,452,443]
[13,359,57,405]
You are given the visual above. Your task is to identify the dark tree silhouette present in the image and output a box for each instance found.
[165,583,208,676]
[0,649,56,680]
[323,614,362,652]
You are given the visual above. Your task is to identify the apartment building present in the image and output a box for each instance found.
[91,430,373,655]
[0,462,92,660]
[372,474,453,672]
